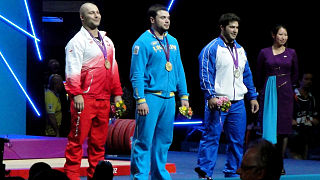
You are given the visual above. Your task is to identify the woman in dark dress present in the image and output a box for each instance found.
[256,24,299,174]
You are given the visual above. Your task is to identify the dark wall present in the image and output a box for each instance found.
[28,0,319,134]
[100,0,319,117]
[26,0,45,135]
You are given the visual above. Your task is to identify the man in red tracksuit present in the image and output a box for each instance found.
[64,3,123,180]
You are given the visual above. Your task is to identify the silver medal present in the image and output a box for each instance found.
[234,69,240,78]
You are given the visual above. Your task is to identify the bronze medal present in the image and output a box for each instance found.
[165,62,172,71]
[105,60,111,69]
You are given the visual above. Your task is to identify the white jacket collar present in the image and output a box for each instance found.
[80,26,107,39]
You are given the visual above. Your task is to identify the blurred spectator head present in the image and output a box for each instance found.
[48,74,64,93]
[237,139,283,180]
[92,160,114,180]
[299,72,313,89]
[28,162,51,180]
[47,59,60,74]
[5,177,25,180]
[31,169,69,180]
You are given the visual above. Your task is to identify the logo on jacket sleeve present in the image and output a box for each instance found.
[133,46,140,55]
[48,104,53,112]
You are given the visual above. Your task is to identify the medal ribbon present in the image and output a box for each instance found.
[219,35,238,69]
[150,29,170,62]
[88,30,108,61]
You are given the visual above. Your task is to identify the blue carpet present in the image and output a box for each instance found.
[280,174,320,180]
[81,151,320,179]
[215,174,320,180]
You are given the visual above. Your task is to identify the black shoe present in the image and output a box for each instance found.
[194,167,213,180]
[281,168,286,175]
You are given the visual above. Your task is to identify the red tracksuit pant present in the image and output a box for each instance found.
[64,98,110,180]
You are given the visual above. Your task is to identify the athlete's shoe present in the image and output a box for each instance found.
[194,167,213,180]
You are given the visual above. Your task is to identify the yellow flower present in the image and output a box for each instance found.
[179,106,193,119]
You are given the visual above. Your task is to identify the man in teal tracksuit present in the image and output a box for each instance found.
[130,4,189,180]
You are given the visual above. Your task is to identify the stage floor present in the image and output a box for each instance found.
[2,135,175,179]
[5,151,320,180]
[5,158,176,179]
[2,135,320,179]
[111,151,320,180]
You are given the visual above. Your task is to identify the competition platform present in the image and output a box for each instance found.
[1,134,176,179]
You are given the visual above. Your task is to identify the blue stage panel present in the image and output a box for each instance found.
[0,1,27,134]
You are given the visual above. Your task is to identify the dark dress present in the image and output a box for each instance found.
[256,47,299,135]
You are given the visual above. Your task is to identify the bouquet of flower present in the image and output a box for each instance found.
[110,100,127,119]
[216,96,231,112]
[179,106,193,119]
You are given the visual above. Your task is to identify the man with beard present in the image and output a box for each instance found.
[195,13,259,179]
[130,4,189,179]
[63,3,123,180]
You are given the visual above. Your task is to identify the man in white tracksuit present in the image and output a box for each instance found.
[195,13,259,179]
[64,3,123,180]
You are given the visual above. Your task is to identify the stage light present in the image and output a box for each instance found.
[167,0,175,12]
[0,0,43,117]
[42,16,63,23]
[0,0,42,61]
[23,0,42,60]
[174,121,203,125]
[0,14,40,41]
[0,50,41,117]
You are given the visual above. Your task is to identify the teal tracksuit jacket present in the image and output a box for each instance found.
[130,30,188,179]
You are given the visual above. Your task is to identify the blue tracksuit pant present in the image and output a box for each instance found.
[130,93,175,180]
[197,100,246,177]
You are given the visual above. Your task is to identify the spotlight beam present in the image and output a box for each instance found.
[167,0,175,12]
[0,50,41,116]
[23,0,42,60]
[0,14,40,42]
[174,121,202,125]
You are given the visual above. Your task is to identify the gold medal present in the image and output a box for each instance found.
[165,62,172,71]
[234,69,240,78]
[105,60,111,69]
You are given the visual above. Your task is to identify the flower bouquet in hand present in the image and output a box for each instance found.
[178,106,193,119]
[110,100,127,119]
[216,96,231,112]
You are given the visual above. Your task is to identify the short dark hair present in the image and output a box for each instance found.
[48,74,63,90]
[32,169,69,180]
[218,13,240,28]
[28,162,52,180]
[248,139,283,180]
[92,160,114,180]
[271,24,287,36]
[147,4,167,19]
[299,71,313,81]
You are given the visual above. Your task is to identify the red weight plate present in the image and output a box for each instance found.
[124,120,136,153]
[106,119,122,153]
[112,119,127,152]
[118,119,133,153]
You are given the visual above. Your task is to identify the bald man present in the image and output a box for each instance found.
[64,3,123,180]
